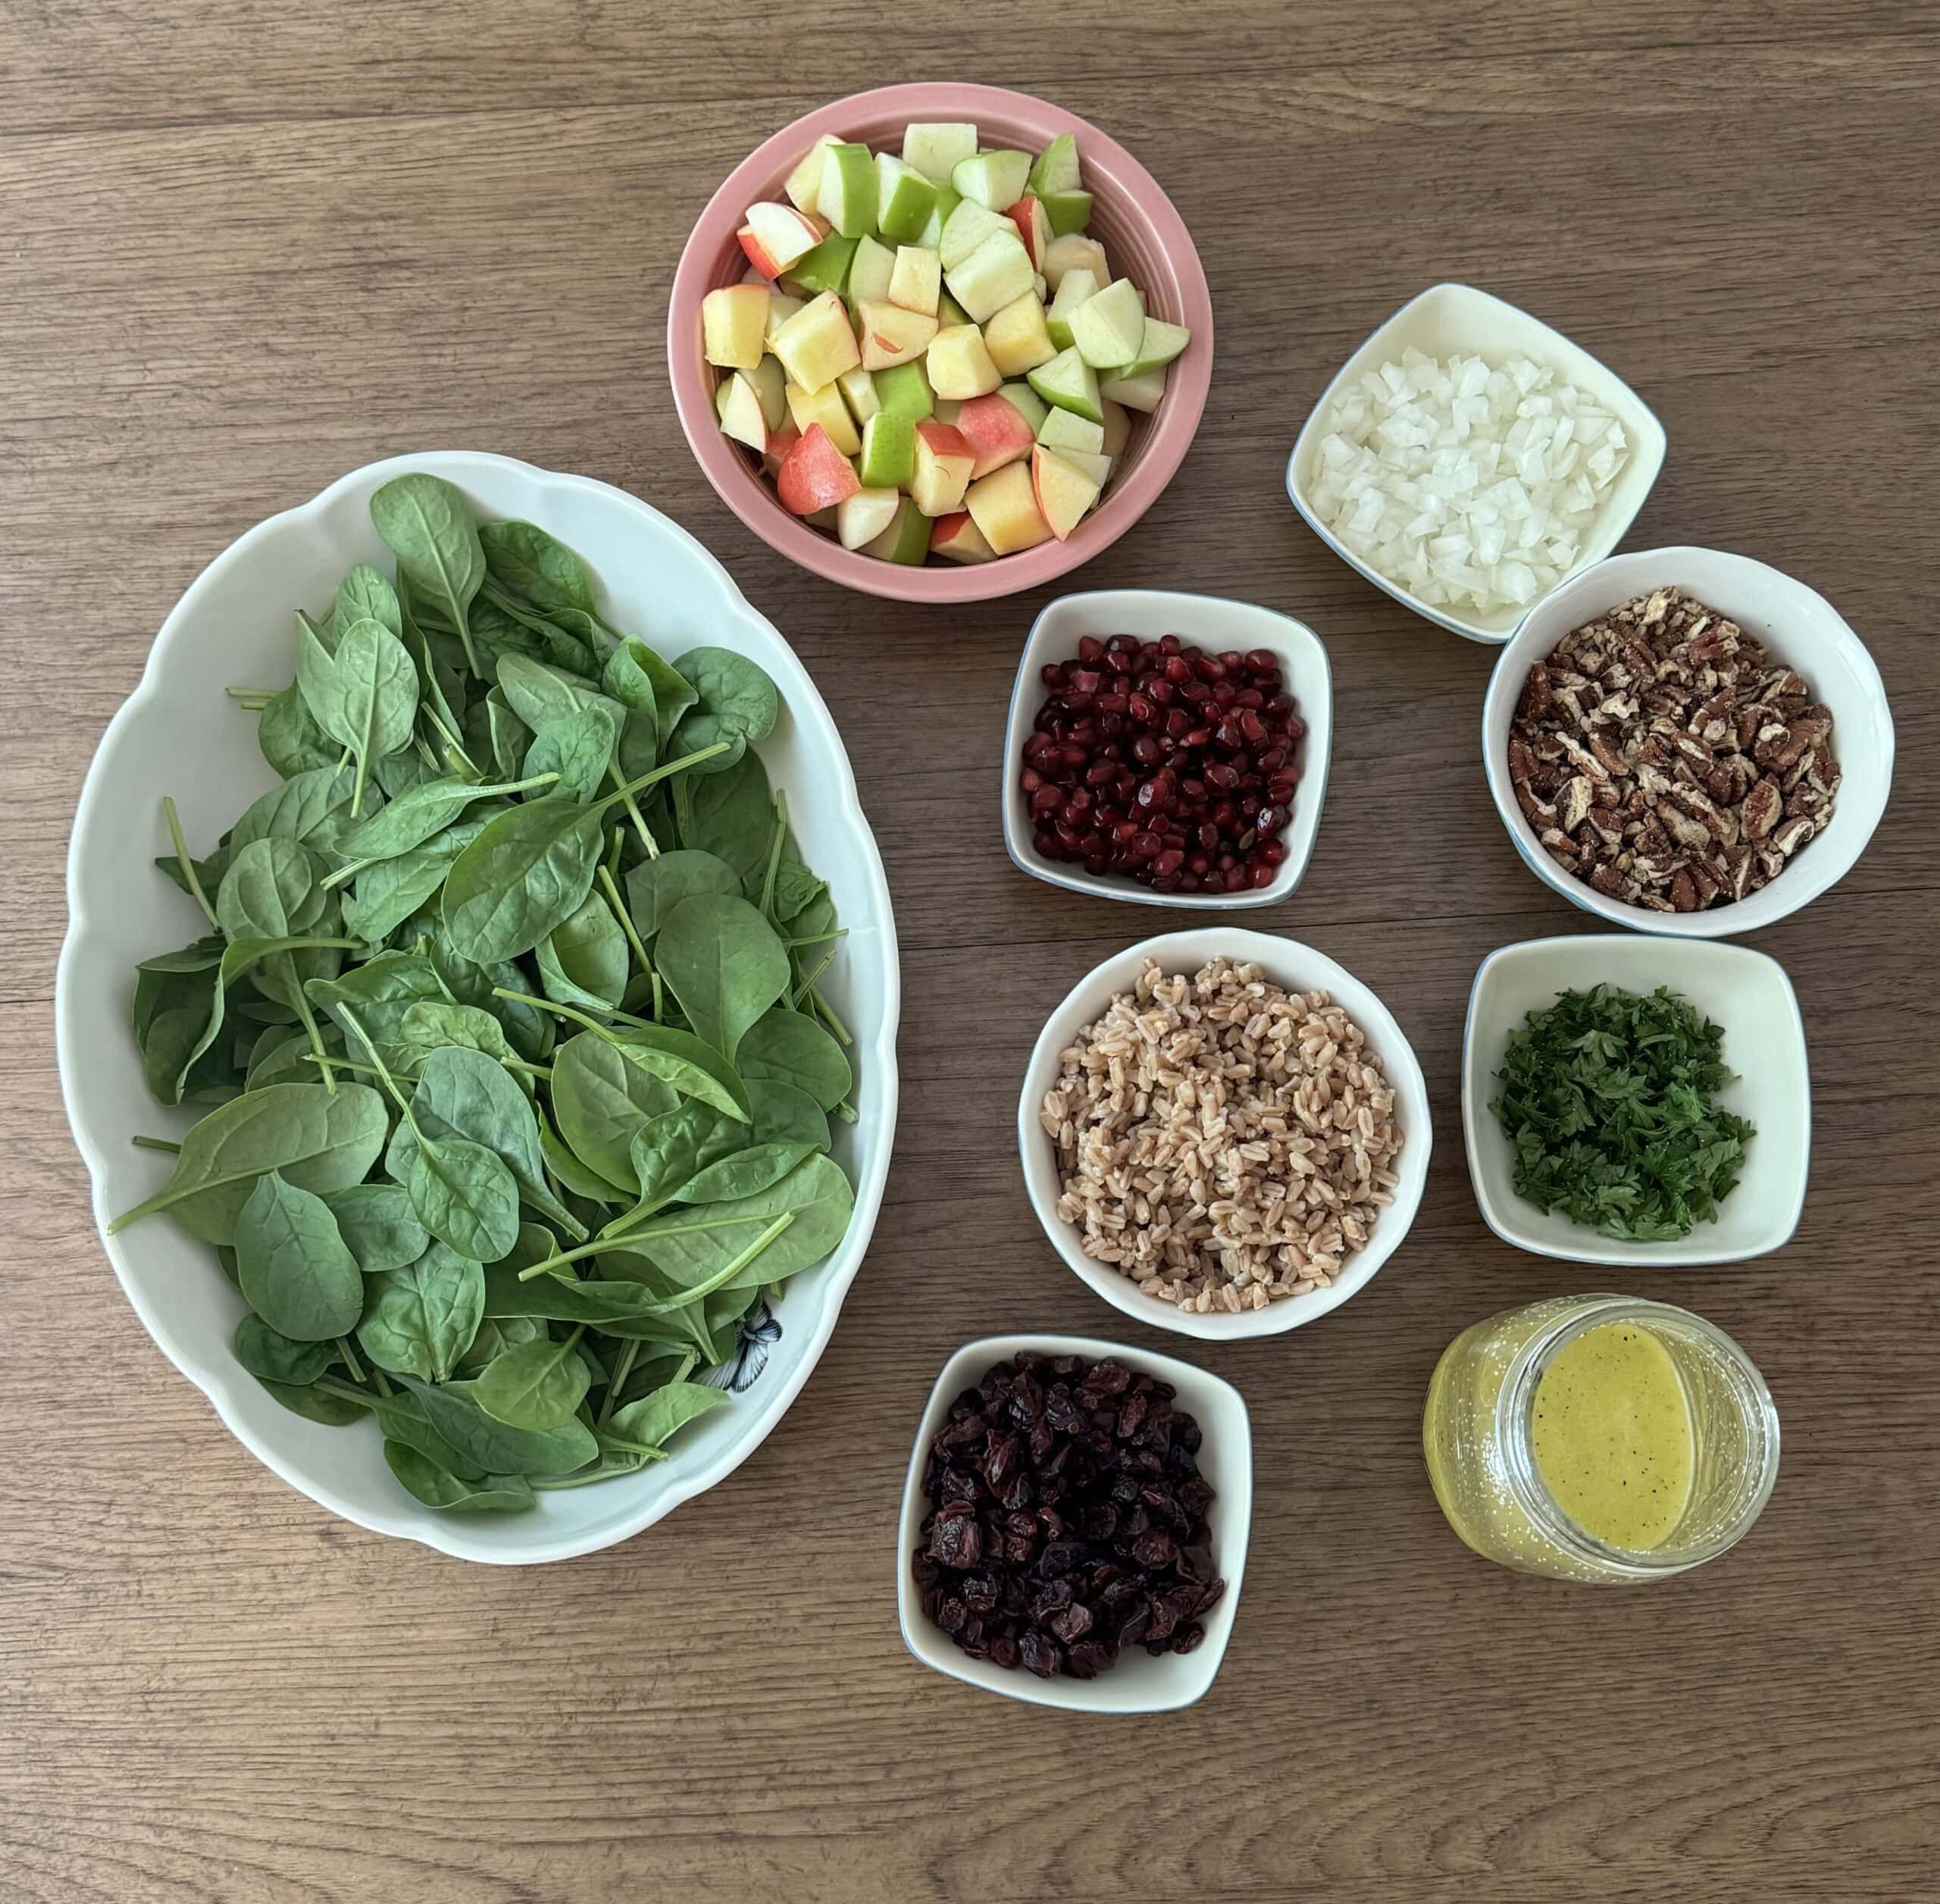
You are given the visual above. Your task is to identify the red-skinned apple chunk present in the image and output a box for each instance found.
[952,393,1037,479]
[777,424,861,515]
[910,421,975,515]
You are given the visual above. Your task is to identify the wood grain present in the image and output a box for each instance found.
[2,2,1936,1897]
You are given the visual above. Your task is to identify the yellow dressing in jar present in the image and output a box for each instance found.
[1531,1323,1694,1551]
[1422,1296,1779,1584]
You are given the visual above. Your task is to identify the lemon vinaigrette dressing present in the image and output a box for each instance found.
[1422,1297,1779,1583]
[1530,1324,1694,1552]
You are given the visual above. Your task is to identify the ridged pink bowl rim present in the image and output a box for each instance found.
[667,82,1215,603]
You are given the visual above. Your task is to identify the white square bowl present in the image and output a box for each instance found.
[896,1332,1252,1713]
[1285,282,1668,644]
[1482,546,1895,937]
[1001,590,1333,910]
[1463,934,1810,1267]
[1018,928,1432,1339]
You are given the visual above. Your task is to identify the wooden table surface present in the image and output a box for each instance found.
[4,3,1936,1898]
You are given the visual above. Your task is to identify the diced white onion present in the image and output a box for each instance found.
[1310,349,1631,615]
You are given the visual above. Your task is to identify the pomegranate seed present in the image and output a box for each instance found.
[1284,716,1308,743]
[1127,692,1155,725]
[1257,838,1288,866]
[1077,635,1105,664]
[1248,860,1276,888]
[1131,735,1162,767]
[1211,681,1238,710]
[1034,831,1063,860]
[1149,678,1176,706]
[1178,872,1201,893]
[1153,847,1185,877]
[1084,760,1115,788]
[1219,650,1243,672]
[1040,662,1069,690]
[1188,852,1211,876]
[1129,830,1161,860]
[1084,855,1107,875]
[1030,784,1062,819]
[1215,719,1244,750]
[1104,648,1134,677]
[1020,767,1043,794]
[1159,634,1182,656]
[1255,803,1285,835]
[1204,763,1239,793]
[1245,648,1278,674]
[1058,743,1087,767]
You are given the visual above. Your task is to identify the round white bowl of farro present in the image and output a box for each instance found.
[1484,546,1894,937]
[1017,929,1432,1340]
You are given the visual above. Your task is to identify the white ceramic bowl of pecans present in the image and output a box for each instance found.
[1016,929,1432,1341]
[1484,546,1895,938]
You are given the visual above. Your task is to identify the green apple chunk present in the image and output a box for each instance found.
[873,153,938,244]
[1037,406,1104,455]
[790,233,857,299]
[857,410,917,488]
[1100,365,1166,413]
[902,121,978,186]
[785,134,844,212]
[943,232,1034,324]
[1027,346,1103,426]
[938,287,973,327]
[1027,133,1081,197]
[863,495,932,565]
[1045,268,1097,350]
[1122,317,1190,377]
[998,380,1050,433]
[837,366,881,425]
[817,142,878,238]
[872,359,935,423]
[952,149,1031,211]
[1069,276,1146,370]
[939,199,1010,271]
[847,233,896,305]
[916,182,959,249]
[1040,191,1094,236]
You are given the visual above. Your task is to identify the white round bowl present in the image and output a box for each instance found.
[1000,589,1333,911]
[896,1332,1251,1714]
[1016,929,1432,1340]
[57,450,901,1564]
[1483,546,1894,937]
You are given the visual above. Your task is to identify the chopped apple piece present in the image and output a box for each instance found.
[1099,365,1166,413]
[702,283,770,370]
[931,510,997,564]
[1057,448,1115,487]
[887,245,941,317]
[1042,233,1109,293]
[776,424,860,515]
[785,133,846,213]
[872,152,938,243]
[1044,268,1097,351]
[937,287,973,327]
[738,201,828,280]
[953,392,1038,479]
[951,149,1031,211]
[863,495,932,564]
[1027,133,1081,197]
[762,424,799,477]
[846,234,895,306]
[837,366,881,426]
[1037,407,1103,455]
[855,299,938,372]
[944,231,1034,323]
[787,233,857,299]
[998,380,1050,432]
[740,354,787,432]
[965,461,1053,555]
[926,323,1003,400]
[856,411,917,489]
[1069,276,1146,369]
[1031,445,1101,540]
[933,397,962,424]
[872,360,934,422]
[765,291,805,349]
[1006,197,1052,270]
[902,121,978,186]
[983,290,1056,377]
[915,181,959,249]
[911,421,975,515]
[816,142,878,238]
[837,486,901,551]
[715,373,768,452]
[769,292,861,393]
[804,506,840,531]
[1122,317,1190,377]
[938,199,1011,271]
[1040,191,1094,236]
[1026,346,1103,425]
[1100,399,1131,458]
[786,377,862,456]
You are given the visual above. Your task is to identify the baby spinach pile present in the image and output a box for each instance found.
[1491,982,1754,1242]
[115,472,858,1513]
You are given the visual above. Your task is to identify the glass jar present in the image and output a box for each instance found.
[1422,1295,1780,1583]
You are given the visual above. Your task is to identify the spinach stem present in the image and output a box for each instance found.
[334,1006,418,1131]
[759,792,789,917]
[834,1100,859,1125]
[130,1134,183,1154]
[162,796,220,930]
[335,1336,365,1384]
[292,985,338,1095]
[810,988,853,1047]
[372,1366,393,1398]
[786,928,848,950]
[790,945,837,1010]
[505,1056,553,1081]
[596,863,653,998]
[597,1339,641,1426]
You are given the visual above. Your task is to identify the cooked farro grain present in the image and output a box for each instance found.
[1040,957,1404,1314]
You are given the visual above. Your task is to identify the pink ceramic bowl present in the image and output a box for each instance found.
[668,83,1215,603]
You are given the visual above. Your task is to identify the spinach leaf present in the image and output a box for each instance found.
[383,1442,534,1512]
[549,1031,675,1194]
[471,1331,590,1430]
[675,1141,817,1205]
[357,1242,485,1382]
[674,748,774,886]
[336,562,402,637]
[615,1101,744,1226]
[605,1154,853,1290]
[604,1381,730,1451]
[371,474,486,664]
[261,1377,369,1426]
[594,1019,750,1122]
[411,1044,584,1239]
[396,1374,598,1479]
[108,1082,387,1242]
[339,772,549,862]
[537,891,630,1011]
[232,1313,337,1386]
[609,637,696,756]
[386,1120,522,1265]
[669,646,778,773]
[623,848,741,943]
[321,1182,428,1274]
[258,685,338,778]
[655,892,790,1063]
[523,702,619,803]
[747,1077,831,1152]
[478,519,599,619]
[234,1170,365,1340]
[736,1007,853,1111]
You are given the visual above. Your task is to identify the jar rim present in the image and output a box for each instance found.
[1494,1295,1781,1578]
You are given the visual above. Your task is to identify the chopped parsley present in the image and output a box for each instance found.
[1491,984,1755,1242]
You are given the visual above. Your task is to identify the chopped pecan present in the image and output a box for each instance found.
[1741,778,1782,840]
